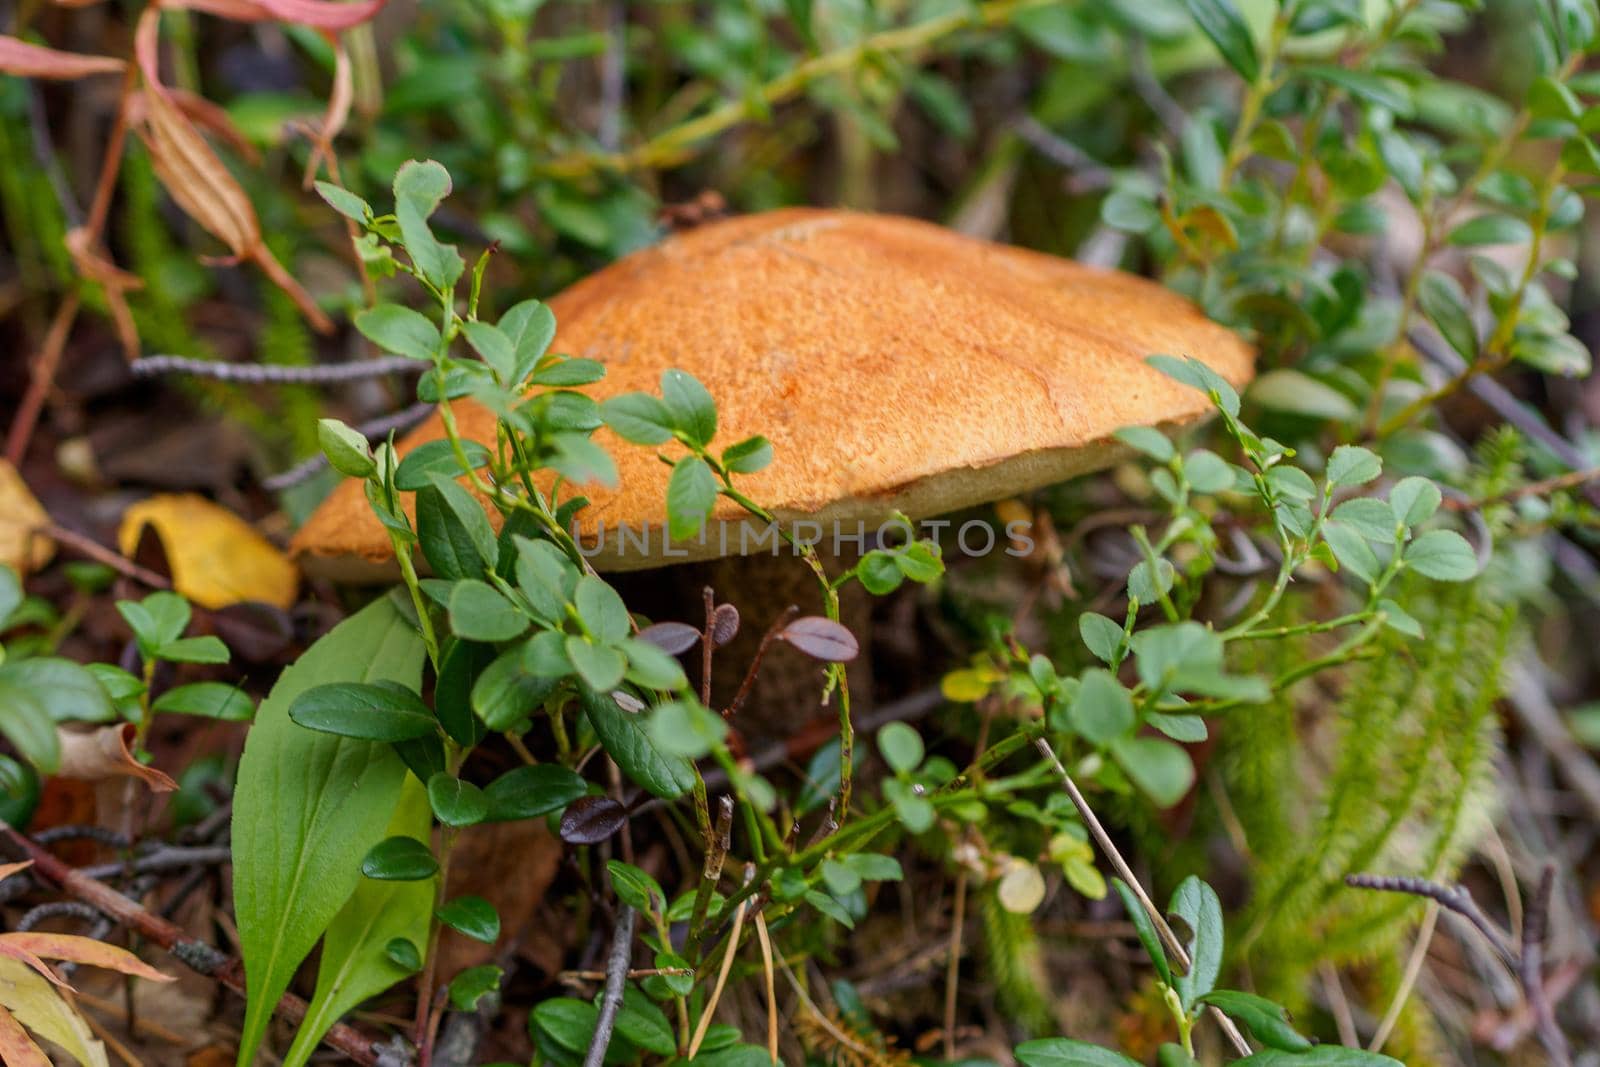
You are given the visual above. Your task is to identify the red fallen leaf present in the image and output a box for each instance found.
[779,616,859,662]
[637,621,701,655]
[168,0,388,29]
[0,932,174,982]
[0,940,69,990]
[0,1002,49,1067]
[0,35,123,79]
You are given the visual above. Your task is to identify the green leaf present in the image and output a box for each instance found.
[281,780,434,1067]
[622,638,688,691]
[353,304,440,361]
[232,596,422,1067]
[436,895,499,943]
[1111,878,1170,985]
[1169,876,1223,1012]
[1377,598,1425,638]
[721,435,773,473]
[0,566,20,628]
[1330,498,1397,543]
[417,475,498,581]
[660,369,717,446]
[1111,736,1195,808]
[1323,522,1381,584]
[427,772,490,827]
[842,853,903,882]
[1326,445,1382,488]
[484,764,588,821]
[876,721,924,773]
[500,300,557,383]
[565,637,626,691]
[448,965,503,1012]
[393,159,464,291]
[1016,1039,1143,1067]
[1070,669,1134,744]
[361,835,439,881]
[1182,0,1260,81]
[607,860,665,913]
[0,658,116,723]
[531,997,599,1055]
[804,889,855,928]
[314,182,371,223]
[156,635,230,664]
[448,580,529,642]
[667,456,718,541]
[394,440,492,491]
[856,550,905,595]
[1147,354,1240,416]
[1197,990,1312,1051]
[530,357,604,387]
[1249,369,1359,421]
[1418,271,1478,361]
[1389,477,1441,527]
[1403,529,1479,581]
[471,648,557,731]
[1114,426,1174,462]
[574,576,630,644]
[117,592,190,656]
[289,681,437,742]
[582,688,695,798]
[152,681,253,721]
[0,679,61,772]
[647,699,727,759]
[613,986,675,1055]
[1447,214,1533,246]
[317,419,375,479]
[514,536,577,624]
[600,393,676,445]
[461,320,517,382]
[435,638,493,747]
[1078,613,1125,664]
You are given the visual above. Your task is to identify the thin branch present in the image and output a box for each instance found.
[582,906,636,1067]
[131,354,426,385]
[0,820,403,1067]
[1033,738,1254,1057]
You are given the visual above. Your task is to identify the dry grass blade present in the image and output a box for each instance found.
[64,226,142,358]
[0,37,123,79]
[302,35,352,186]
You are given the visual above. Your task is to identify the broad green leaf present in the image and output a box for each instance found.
[0,679,60,772]
[1198,990,1312,1051]
[1418,271,1478,361]
[471,648,557,731]
[660,369,717,446]
[394,440,492,491]
[353,304,440,361]
[281,780,434,1067]
[233,596,422,1067]
[1403,529,1479,581]
[151,681,253,721]
[1233,1048,1403,1066]
[1070,669,1134,743]
[416,476,497,581]
[436,895,499,942]
[484,764,588,821]
[565,637,626,691]
[393,159,463,291]
[721,435,773,473]
[0,659,115,723]
[427,772,490,827]
[1323,522,1381,584]
[1114,426,1174,461]
[876,721,924,773]
[361,835,439,881]
[314,182,370,223]
[448,580,528,642]
[1325,445,1381,488]
[600,393,676,445]
[289,681,437,742]
[1016,1039,1142,1067]
[666,456,718,541]
[574,576,629,644]
[1111,735,1195,808]
[1249,369,1359,421]
[582,688,695,798]
[317,419,375,479]
[1169,876,1223,1011]
[1446,214,1532,246]
[1079,613,1125,664]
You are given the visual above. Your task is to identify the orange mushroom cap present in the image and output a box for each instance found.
[292,207,1254,578]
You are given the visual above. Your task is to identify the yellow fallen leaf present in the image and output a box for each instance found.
[117,494,297,610]
[0,957,107,1067]
[0,460,54,576]
[57,724,179,793]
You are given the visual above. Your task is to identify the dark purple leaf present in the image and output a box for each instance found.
[559,795,627,845]
[780,616,859,662]
[637,621,701,655]
[711,603,740,648]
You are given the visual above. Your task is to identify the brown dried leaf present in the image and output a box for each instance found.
[301,35,351,186]
[123,88,260,164]
[132,8,331,332]
[64,227,142,360]
[56,724,179,793]
[0,36,122,79]
[1,933,173,983]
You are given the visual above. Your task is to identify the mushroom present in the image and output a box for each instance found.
[291,208,1254,737]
